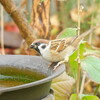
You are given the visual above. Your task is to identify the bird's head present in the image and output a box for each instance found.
[30,39,49,55]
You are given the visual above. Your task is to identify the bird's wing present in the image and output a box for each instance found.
[50,37,77,52]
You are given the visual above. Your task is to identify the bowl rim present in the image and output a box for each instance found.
[0,55,65,93]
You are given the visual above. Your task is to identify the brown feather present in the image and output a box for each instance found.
[50,37,77,52]
[33,39,49,44]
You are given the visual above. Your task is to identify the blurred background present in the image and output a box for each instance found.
[0,0,100,54]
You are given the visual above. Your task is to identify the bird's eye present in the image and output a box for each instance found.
[41,45,46,49]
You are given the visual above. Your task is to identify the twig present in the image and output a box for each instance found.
[80,71,86,94]
[0,5,5,55]
[84,79,91,87]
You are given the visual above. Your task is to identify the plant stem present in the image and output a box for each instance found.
[89,0,95,44]
[76,63,81,100]
[77,0,80,36]
[80,71,86,94]
[84,79,91,87]
[0,5,5,55]
[76,0,81,99]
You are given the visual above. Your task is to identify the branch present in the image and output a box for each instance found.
[0,0,36,45]
[31,0,50,39]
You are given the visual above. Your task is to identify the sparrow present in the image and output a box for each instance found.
[30,28,94,69]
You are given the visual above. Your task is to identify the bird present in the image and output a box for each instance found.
[30,28,95,70]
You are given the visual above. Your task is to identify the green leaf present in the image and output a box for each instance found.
[81,56,100,83]
[69,42,100,79]
[57,28,77,39]
[82,96,99,100]
[69,42,86,79]
[69,50,78,79]
[70,94,99,100]
[69,94,78,100]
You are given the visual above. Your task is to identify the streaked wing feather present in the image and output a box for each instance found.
[50,37,77,52]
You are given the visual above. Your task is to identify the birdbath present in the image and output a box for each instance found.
[0,55,65,100]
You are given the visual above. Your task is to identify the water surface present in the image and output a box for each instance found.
[0,66,46,89]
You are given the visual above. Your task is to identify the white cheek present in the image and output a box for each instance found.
[38,46,41,50]
[38,46,43,53]
[38,45,47,54]
[39,45,50,56]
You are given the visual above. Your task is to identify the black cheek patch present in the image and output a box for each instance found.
[35,47,41,54]
[41,45,46,49]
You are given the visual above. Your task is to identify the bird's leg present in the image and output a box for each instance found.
[53,60,65,70]
[53,56,69,70]
[48,62,58,68]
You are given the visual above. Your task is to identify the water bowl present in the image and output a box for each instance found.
[0,55,65,100]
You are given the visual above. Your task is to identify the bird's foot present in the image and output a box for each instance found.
[53,57,69,70]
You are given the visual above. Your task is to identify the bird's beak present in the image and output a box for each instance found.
[30,45,33,48]
[30,44,34,49]
[30,43,37,49]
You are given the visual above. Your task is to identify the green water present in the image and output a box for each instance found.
[0,67,46,88]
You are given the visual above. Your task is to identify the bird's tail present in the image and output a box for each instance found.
[72,27,95,47]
